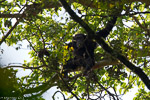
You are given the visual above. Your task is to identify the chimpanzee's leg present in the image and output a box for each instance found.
[63,58,77,77]
[63,57,84,77]
[83,57,95,75]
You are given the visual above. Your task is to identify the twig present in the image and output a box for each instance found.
[94,76,116,100]
[0,5,26,45]
[4,65,47,69]
[52,91,66,100]
[59,74,80,100]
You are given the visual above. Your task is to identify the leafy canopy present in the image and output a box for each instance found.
[0,0,150,99]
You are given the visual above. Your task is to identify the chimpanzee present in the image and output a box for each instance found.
[63,16,117,77]
[63,34,97,77]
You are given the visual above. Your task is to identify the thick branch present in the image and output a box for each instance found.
[71,58,119,72]
[0,14,25,18]
[74,0,150,7]
[59,0,150,90]
[92,59,119,69]
[96,38,150,90]
[1,0,150,19]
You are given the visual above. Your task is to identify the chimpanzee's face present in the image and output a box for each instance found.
[73,34,86,48]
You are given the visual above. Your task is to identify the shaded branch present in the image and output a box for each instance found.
[63,58,119,76]
[64,59,119,81]
[129,11,150,16]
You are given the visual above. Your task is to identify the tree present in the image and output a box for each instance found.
[0,0,150,99]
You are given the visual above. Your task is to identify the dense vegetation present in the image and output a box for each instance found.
[0,0,150,99]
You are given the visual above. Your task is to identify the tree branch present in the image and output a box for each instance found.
[4,65,47,69]
[0,18,21,45]
[132,15,148,31]
[59,0,95,39]
[1,1,150,19]
[52,91,66,100]
[23,73,58,94]
[59,0,150,90]
[59,74,80,100]
[96,37,150,90]
[0,14,26,18]
[92,59,119,69]
[94,76,116,100]
[0,5,26,45]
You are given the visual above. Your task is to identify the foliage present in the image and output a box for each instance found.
[0,68,21,97]
[0,0,150,99]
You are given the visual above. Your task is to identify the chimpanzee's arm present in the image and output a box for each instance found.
[67,41,77,49]
[96,16,117,38]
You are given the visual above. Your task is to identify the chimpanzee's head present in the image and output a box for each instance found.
[73,34,86,48]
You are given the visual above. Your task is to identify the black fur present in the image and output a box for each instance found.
[63,34,97,77]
